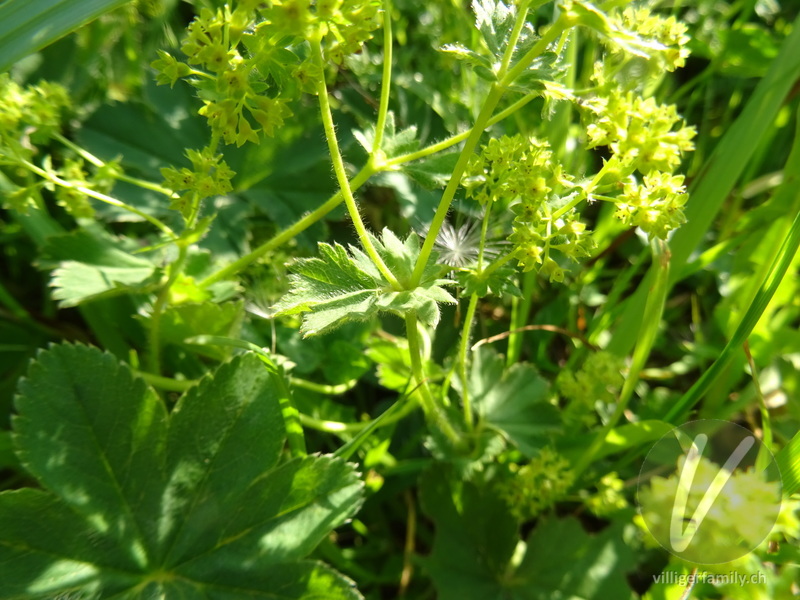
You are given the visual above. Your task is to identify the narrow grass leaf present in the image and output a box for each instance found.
[0,0,132,72]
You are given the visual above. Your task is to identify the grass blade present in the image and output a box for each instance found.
[776,431,800,497]
[664,207,800,422]
[0,0,131,72]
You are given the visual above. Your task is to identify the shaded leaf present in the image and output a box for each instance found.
[39,229,160,307]
[354,112,420,158]
[463,346,561,456]
[419,467,520,600]
[13,343,167,565]
[420,467,636,600]
[517,515,637,599]
[402,151,461,189]
[157,300,244,360]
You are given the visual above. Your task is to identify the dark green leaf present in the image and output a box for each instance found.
[13,343,167,565]
[419,467,520,600]
[354,112,420,158]
[420,467,636,599]
[157,300,244,360]
[402,152,461,189]
[517,516,636,599]
[464,346,561,456]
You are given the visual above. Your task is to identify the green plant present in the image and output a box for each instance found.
[1,0,800,598]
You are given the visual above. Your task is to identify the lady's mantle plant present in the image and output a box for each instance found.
[2,0,798,599]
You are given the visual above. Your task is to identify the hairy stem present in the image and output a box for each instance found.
[410,14,569,288]
[53,132,174,196]
[311,38,401,289]
[199,94,538,289]
[409,83,505,287]
[457,293,480,429]
[371,0,394,158]
[199,165,374,288]
[385,93,537,168]
[20,159,177,239]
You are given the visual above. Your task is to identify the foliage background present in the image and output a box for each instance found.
[1,0,800,598]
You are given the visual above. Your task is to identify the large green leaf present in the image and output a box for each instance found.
[275,229,456,336]
[2,345,364,599]
[0,0,132,72]
[420,467,636,600]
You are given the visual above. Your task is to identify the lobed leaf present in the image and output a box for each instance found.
[274,229,456,336]
[2,345,365,599]
[461,346,561,456]
[39,229,160,307]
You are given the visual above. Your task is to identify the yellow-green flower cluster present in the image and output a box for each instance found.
[51,158,95,220]
[578,64,695,239]
[584,471,629,516]
[584,89,696,176]
[268,0,382,62]
[0,75,70,157]
[616,172,689,240]
[464,134,595,281]
[0,76,114,218]
[161,147,235,218]
[557,351,624,428]
[152,1,381,148]
[613,7,690,72]
[497,447,574,521]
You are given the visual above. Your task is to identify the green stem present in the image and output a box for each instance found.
[300,398,417,435]
[499,14,569,87]
[410,16,568,288]
[551,157,617,221]
[405,312,462,446]
[457,294,480,429]
[477,199,493,270]
[136,371,196,392]
[311,38,401,289]
[496,0,532,79]
[371,0,393,158]
[482,248,519,278]
[53,132,174,196]
[21,159,178,239]
[409,84,506,287]
[290,377,358,395]
[385,94,537,168]
[198,92,538,289]
[506,270,536,367]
